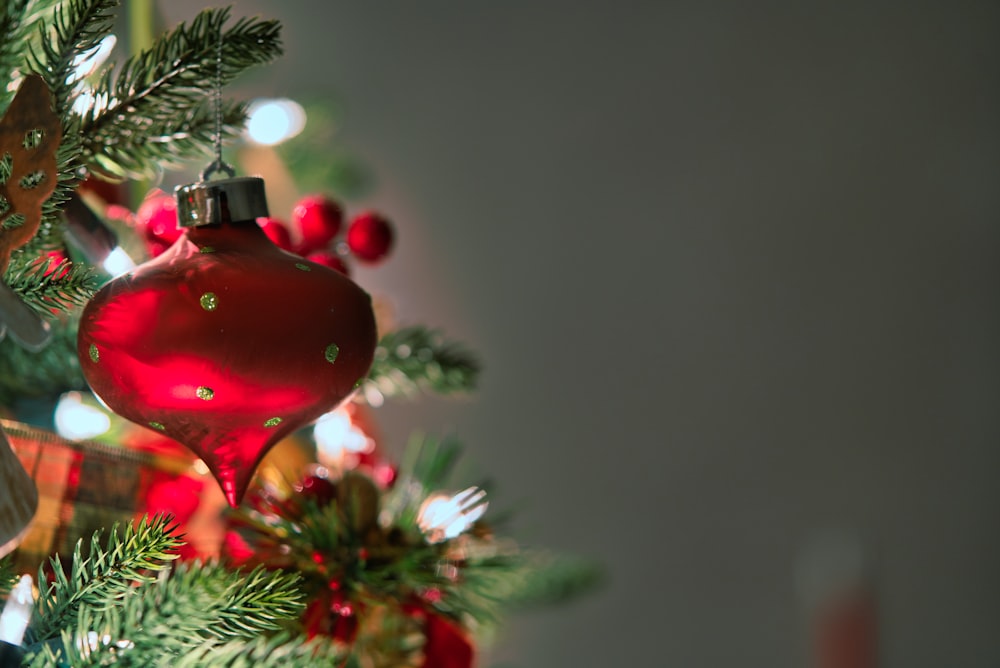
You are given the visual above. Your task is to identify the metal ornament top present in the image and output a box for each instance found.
[174,176,269,227]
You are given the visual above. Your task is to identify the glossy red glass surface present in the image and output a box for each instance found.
[78,219,377,506]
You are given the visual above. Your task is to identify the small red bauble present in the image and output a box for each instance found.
[346,212,394,263]
[293,195,343,254]
[137,193,182,246]
[306,250,350,276]
[256,217,293,251]
[296,473,338,507]
[78,178,377,507]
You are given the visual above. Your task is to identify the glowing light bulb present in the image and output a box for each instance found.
[244,98,306,146]
[54,391,111,440]
[313,407,373,460]
[0,575,33,646]
[417,487,488,543]
[102,247,136,277]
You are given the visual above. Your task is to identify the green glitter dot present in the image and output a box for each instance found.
[263,417,283,428]
[199,246,215,254]
[353,377,365,389]
[149,421,165,431]
[88,344,99,363]
[324,343,340,363]
[200,292,218,311]
[295,263,311,271]
[196,386,214,401]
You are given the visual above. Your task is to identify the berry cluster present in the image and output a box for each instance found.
[136,192,395,274]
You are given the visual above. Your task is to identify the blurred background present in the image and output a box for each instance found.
[153,2,1000,666]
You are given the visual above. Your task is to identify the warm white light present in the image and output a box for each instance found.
[244,98,306,146]
[417,487,488,543]
[54,391,111,440]
[102,247,136,277]
[71,35,116,83]
[314,407,373,459]
[0,575,33,646]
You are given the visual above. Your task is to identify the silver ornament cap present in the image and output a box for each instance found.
[175,176,269,227]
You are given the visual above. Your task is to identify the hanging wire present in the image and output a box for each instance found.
[200,24,236,181]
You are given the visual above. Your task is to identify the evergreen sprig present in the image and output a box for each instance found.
[170,633,344,668]
[79,7,282,179]
[28,564,306,666]
[30,515,182,643]
[0,313,85,405]
[0,0,34,109]
[24,0,117,231]
[367,326,481,399]
[0,555,17,599]
[3,254,98,317]
[26,0,117,116]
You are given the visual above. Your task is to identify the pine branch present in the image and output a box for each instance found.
[30,515,182,643]
[28,565,308,667]
[79,7,282,180]
[0,0,33,109]
[88,99,247,179]
[366,326,481,399]
[26,0,117,117]
[0,555,17,599]
[22,0,116,243]
[3,254,98,318]
[0,312,86,405]
[170,634,345,668]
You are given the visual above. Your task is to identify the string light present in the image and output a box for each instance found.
[417,487,488,543]
[54,391,111,440]
[0,574,33,665]
[244,98,306,146]
[101,247,136,277]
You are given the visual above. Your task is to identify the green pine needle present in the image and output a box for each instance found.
[169,633,344,668]
[0,313,86,405]
[30,515,182,643]
[3,254,98,318]
[0,555,17,599]
[78,7,282,180]
[0,0,34,110]
[26,0,117,116]
[28,565,310,667]
[367,326,481,399]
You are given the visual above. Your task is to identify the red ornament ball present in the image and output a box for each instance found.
[257,217,293,251]
[137,193,182,246]
[306,250,350,276]
[346,212,394,263]
[78,204,378,507]
[293,195,343,254]
[296,473,338,507]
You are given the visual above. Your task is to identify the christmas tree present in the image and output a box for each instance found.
[0,2,598,666]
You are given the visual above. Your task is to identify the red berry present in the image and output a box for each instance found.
[137,193,181,245]
[257,217,293,251]
[296,474,338,507]
[306,251,351,276]
[293,195,343,254]
[346,212,394,263]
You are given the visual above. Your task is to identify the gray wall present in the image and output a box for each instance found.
[166,2,1000,665]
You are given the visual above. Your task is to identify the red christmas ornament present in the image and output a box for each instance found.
[78,177,377,506]
[256,216,293,251]
[293,195,343,254]
[346,211,394,263]
[306,250,350,276]
[421,613,474,668]
[137,192,183,254]
[296,472,338,507]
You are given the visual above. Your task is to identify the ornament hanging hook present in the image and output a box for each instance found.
[200,23,236,182]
